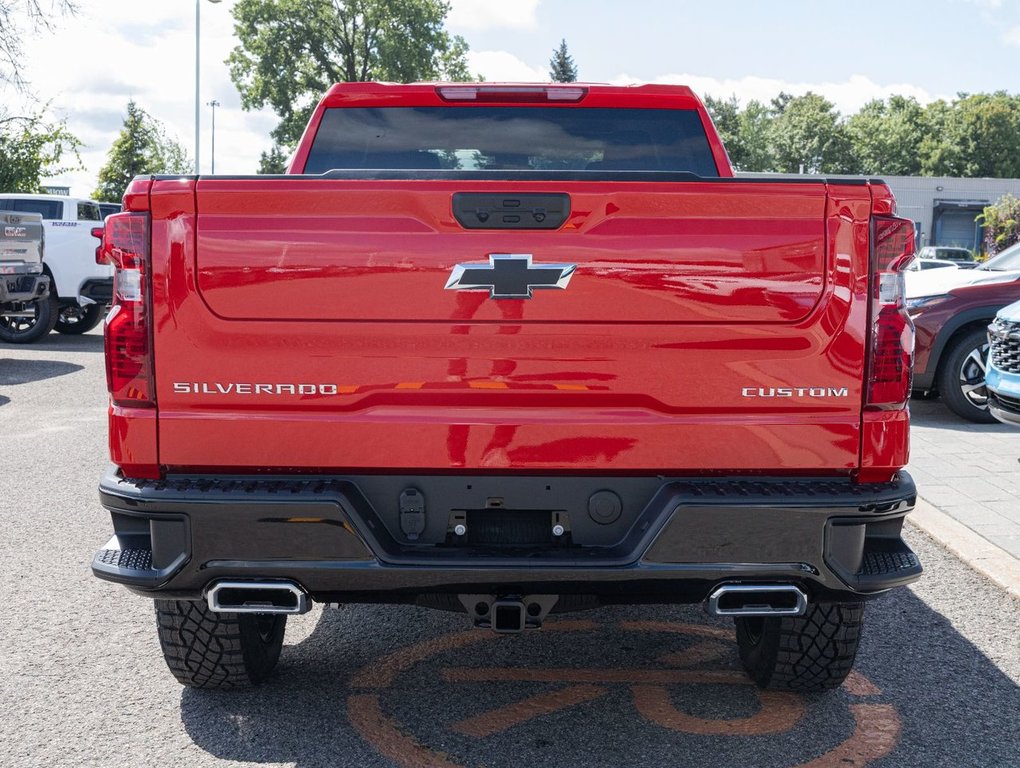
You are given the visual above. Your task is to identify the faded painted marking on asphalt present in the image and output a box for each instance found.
[449,684,607,738]
[620,619,734,639]
[655,640,726,667]
[842,670,883,696]
[347,693,462,768]
[347,620,903,767]
[441,667,754,686]
[632,685,806,735]
[794,705,901,768]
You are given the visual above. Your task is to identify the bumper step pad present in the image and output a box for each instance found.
[96,547,153,572]
[853,538,922,590]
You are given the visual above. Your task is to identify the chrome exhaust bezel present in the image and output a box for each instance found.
[706,584,808,617]
[206,580,310,615]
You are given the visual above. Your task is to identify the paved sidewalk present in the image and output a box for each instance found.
[908,398,1020,559]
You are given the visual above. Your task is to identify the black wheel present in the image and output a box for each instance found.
[937,327,997,423]
[0,294,59,344]
[155,599,287,689]
[54,302,104,334]
[735,601,864,691]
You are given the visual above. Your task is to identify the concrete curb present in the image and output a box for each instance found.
[908,498,1020,600]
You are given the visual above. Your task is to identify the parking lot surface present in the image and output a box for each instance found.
[1,332,1018,767]
[908,398,1020,559]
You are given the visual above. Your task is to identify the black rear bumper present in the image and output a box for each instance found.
[92,469,921,605]
[0,272,49,303]
[78,277,113,304]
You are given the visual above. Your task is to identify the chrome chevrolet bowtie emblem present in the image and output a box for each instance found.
[444,254,576,299]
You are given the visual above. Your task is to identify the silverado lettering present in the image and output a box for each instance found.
[93,82,921,694]
[172,382,341,395]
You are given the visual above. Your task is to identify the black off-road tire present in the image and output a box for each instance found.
[154,599,287,689]
[937,327,997,424]
[735,601,864,691]
[0,294,59,344]
[54,303,104,335]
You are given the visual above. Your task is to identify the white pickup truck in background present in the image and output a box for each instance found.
[0,193,114,336]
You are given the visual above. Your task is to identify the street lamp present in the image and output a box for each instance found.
[195,0,223,174]
[208,100,221,174]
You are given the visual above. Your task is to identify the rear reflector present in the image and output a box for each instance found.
[866,216,915,408]
[103,213,153,407]
[436,85,588,103]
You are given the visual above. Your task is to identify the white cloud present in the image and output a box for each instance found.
[447,0,540,30]
[610,73,943,115]
[1004,25,1020,45]
[467,50,548,82]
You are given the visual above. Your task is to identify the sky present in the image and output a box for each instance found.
[8,0,1020,197]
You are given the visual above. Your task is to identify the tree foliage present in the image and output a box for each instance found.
[704,89,1020,178]
[258,144,289,174]
[846,96,924,176]
[979,194,1020,255]
[548,39,578,83]
[92,101,192,202]
[0,111,81,192]
[766,92,854,174]
[228,0,473,148]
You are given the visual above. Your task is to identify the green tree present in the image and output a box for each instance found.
[736,100,776,172]
[918,98,964,176]
[702,96,777,172]
[846,96,924,176]
[228,0,473,149]
[978,194,1020,255]
[703,95,741,167]
[93,101,192,202]
[919,93,1020,178]
[258,144,289,173]
[548,39,578,83]
[0,111,81,192]
[954,92,1020,178]
[767,92,855,174]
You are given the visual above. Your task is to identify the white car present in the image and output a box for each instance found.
[905,241,1020,300]
[0,193,113,334]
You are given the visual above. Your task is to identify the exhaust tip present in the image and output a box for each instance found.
[206,580,309,615]
[706,584,808,617]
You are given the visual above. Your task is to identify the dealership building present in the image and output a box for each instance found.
[880,176,1020,252]
[743,174,1020,253]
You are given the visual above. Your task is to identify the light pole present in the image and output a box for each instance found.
[208,100,220,174]
[195,0,223,174]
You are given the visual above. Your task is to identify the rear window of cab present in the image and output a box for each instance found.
[304,107,719,176]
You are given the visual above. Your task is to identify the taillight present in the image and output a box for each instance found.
[91,227,106,264]
[103,212,153,407]
[866,216,915,408]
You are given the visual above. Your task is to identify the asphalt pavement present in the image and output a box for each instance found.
[1,330,1018,768]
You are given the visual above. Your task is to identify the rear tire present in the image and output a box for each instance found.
[937,327,997,423]
[735,601,864,691]
[155,599,287,689]
[54,303,104,334]
[0,294,59,344]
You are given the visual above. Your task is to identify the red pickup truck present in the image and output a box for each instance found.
[92,82,921,692]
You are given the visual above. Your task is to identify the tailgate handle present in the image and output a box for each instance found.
[453,193,569,230]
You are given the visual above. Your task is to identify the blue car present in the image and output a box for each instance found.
[987,299,1020,426]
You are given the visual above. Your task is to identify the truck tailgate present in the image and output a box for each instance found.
[151,178,872,473]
